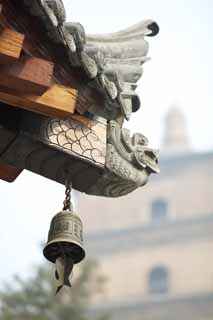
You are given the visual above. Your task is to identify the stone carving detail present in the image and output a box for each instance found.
[45,0,66,24]
[85,20,159,120]
[87,121,159,197]
[41,118,106,167]
[64,22,86,50]
[80,51,98,79]
[0,109,158,197]
[86,19,159,83]
[108,121,159,173]
[22,0,159,121]
[87,172,138,198]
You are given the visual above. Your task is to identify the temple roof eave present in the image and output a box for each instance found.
[22,0,159,121]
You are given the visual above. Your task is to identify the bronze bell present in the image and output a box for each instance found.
[43,209,85,264]
[43,182,86,293]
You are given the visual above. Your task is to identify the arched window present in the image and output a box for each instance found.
[151,199,168,223]
[148,266,169,295]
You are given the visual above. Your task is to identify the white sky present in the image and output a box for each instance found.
[64,0,213,151]
[0,0,212,285]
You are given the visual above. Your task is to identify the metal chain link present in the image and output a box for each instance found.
[63,180,72,211]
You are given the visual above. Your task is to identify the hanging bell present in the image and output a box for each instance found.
[43,182,86,293]
[43,208,85,264]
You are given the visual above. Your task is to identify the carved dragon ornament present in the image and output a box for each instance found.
[87,120,159,197]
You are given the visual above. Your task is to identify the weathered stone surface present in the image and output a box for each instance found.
[20,0,159,121]
[1,124,104,192]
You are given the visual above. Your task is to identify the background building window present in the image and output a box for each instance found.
[151,199,168,223]
[148,266,169,295]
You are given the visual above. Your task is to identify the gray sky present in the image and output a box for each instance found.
[0,0,212,285]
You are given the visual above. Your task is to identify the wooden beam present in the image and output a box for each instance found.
[0,161,22,182]
[0,54,54,95]
[0,84,78,119]
[0,27,24,64]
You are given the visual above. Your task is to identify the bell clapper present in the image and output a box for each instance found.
[43,180,86,294]
[55,253,74,294]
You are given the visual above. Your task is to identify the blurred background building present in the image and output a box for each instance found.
[78,107,213,320]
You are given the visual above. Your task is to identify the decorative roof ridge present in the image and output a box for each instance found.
[23,0,159,121]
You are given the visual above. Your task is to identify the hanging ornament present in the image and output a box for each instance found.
[43,181,85,294]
